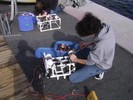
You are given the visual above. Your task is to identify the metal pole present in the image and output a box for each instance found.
[14,0,18,15]
[0,14,6,35]
[5,15,11,35]
[10,0,14,21]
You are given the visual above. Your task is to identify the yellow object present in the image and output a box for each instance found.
[87,91,98,100]
[1,0,36,3]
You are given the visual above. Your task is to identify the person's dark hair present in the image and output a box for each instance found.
[76,12,103,37]
[34,0,45,15]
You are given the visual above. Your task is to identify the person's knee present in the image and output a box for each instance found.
[69,75,79,83]
[69,76,75,83]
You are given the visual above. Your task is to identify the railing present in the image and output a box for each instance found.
[0,0,20,37]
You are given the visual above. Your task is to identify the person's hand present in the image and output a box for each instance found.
[38,13,42,16]
[69,54,77,62]
[42,12,47,16]
[79,42,89,49]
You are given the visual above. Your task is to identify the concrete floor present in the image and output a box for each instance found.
[0,1,133,100]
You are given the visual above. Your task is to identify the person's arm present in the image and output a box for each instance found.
[69,54,87,65]
[44,0,58,12]
[80,41,95,49]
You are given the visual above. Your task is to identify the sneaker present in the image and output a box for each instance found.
[95,72,104,80]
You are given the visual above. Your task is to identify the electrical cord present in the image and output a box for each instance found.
[40,93,86,100]
[29,65,44,97]
[29,65,87,100]
[29,51,93,99]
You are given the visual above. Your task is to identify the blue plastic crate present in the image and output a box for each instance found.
[18,15,34,32]
[35,41,80,58]
[35,48,57,58]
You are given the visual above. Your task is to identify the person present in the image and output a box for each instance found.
[34,0,63,15]
[34,0,87,16]
[69,12,116,83]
